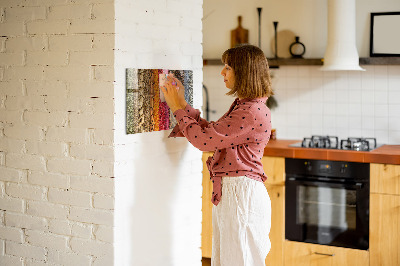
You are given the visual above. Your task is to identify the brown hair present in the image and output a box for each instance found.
[221,44,273,99]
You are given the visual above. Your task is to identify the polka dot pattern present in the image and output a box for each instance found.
[169,97,272,206]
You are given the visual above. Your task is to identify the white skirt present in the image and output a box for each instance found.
[212,176,271,266]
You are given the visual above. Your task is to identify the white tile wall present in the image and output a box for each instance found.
[203,65,400,144]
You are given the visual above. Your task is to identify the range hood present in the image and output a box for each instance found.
[320,0,365,71]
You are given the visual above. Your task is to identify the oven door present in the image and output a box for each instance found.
[285,177,369,250]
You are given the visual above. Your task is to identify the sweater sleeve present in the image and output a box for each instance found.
[168,104,211,138]
[172,106,257,152]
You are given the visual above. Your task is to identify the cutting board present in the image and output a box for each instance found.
[231,16,249,48]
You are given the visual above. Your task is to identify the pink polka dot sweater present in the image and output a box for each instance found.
[169,97,271,206]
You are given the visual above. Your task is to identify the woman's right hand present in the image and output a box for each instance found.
[168,74,187,108]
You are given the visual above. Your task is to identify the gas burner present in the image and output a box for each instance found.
[290,136,380,151]
[301,135,339,149]
[340,137,377,151]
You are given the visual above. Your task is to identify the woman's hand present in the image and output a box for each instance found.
[161,75,185,113]
[169,74,187,108]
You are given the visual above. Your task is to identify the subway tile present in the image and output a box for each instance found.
[286,77,299,89]
[336,115,348,128]
[374,130,389,144]
[336,103,349,116]
[348,90,362,103]
[388,76,400,91]
[323,87,336,103]
[388,65,400,76]
[349,128,362,137]
[348,116,362,129]
[361,90,375,104]
[374,77,388,91]
[388,104,400,117]
[323,115,336,129]
[361,104,375,116]
[310,77,324,89]
[323,103,336,115]
[375,104,389,117]
[335,74,349,90]
[374,65,388,77]
[298,77,310,89]
[310,67,324,77]
[284,66,298,77]
[388,131,400,144]
[374,117,389,130]
[336,90,349,103]
[348,103,362,116]
[388,91,400,104]
[322,70,335,78]
[298,67,311,78]
[374,90,388,104]
[388,117,400,131]
[361,75,374,91]
[311,102,323,113]
[348,75,362,90]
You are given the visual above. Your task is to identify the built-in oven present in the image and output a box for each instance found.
[285,158,369,250]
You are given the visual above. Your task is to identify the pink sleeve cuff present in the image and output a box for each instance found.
[168,109,187,138]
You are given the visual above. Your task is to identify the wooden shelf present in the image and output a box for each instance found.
[359,57,400,65]
[268,58,323,67]
[203,58,323,67]
[203,57,400,67]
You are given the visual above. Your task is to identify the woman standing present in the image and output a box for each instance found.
[161,44,273,266]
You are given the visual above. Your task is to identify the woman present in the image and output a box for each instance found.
[161,44,273,266]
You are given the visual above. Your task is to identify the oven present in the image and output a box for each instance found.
[285,158,370,250]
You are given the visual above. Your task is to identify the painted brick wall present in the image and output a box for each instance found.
[113,0,203,265]
[0,0,115,265]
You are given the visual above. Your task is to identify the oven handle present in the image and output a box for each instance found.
[286,177,364,189]
[314,252,335,257]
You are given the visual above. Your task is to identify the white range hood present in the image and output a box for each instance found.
[320,0,365,71]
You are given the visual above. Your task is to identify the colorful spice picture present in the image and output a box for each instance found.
[126,68,193,134]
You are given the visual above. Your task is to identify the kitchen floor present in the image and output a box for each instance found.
[202,257,211,266]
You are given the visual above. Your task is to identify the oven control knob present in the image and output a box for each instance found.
[340,164,347,174]
[304,162,312,171]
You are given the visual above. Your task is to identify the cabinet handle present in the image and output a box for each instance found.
[314,252,335,257]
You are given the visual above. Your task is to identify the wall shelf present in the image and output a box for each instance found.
[203,57,400,67]
[359,57,400,65]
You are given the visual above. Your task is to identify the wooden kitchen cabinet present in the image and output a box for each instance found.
[201,154,286,266]
[261,156,285,266]
[264,184,285,266]
[370,193,400,266]
[202,152,213,258]
[370,163,400,195]
[284,241,369,266]
[370,163,400,266]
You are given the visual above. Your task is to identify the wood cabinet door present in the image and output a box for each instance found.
[262,156,285,186]
[370,163,400,196]
[264,184,285,266]
[201,152,213,258]
[284,241,369,266]
[370,193,400,266]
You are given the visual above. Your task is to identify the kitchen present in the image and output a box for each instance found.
[202,0,400,265]
[0,0,398,264]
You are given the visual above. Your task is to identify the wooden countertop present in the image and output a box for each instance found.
[263,139,400,165]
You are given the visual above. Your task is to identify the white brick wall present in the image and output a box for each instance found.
[0,0,115,265]
[1,0,204,264]
[114,0,203,265]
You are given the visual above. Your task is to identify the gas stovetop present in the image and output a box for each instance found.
[289,135,382,151]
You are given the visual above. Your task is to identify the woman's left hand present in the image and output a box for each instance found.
[160,75,185,113]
